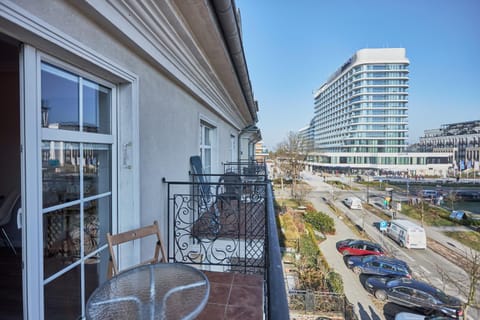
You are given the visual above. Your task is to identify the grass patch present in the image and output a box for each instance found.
[400,204,456,227]
[364,203,391,220]
[278,198,301,208]
[326,180,352,190]
[443,231,480,251]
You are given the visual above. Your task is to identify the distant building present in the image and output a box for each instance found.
[419,120,480,170]
[298,118,315,152]
[313,48,409,154]
[303,48,451,176]
[255,140,269,162]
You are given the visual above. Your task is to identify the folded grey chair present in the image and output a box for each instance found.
[0,188,20,255]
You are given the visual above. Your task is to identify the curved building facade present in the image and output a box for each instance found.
[308,48,451,174]
[314,48,409,157]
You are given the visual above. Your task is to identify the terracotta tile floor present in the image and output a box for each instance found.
[196,271,264,320]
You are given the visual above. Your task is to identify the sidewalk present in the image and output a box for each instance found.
[309,193,385,320]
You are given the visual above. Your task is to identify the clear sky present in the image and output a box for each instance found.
[237,0,480,150]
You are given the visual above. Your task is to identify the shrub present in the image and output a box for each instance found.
[305,204,316,213]
[327,271,344,293]
[305,210,336,234]
[299,234,319,259]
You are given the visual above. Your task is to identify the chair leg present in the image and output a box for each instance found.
[1,227,17,255]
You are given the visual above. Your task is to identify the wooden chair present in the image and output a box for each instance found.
[107,221,167,279]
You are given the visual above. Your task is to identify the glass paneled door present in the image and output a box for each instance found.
[40,61,116,319]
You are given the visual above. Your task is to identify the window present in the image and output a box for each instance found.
[41,62,115,319]
[200,121,216,174]
[41,63,111,133]
[412,290,430,301]
[383,264,394,271]
[394,287,414,295]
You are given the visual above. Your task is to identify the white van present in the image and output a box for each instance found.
[386,219,427,249]
[344,197,362,210]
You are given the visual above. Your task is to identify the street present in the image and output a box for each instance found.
[300,171,478,320]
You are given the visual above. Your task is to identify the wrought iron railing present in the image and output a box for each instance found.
[164,172,267,274]
[163,166,289,319]
[223,160,267,177]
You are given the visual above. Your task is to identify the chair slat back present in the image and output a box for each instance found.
[107,221,166,279]
[190,155,213,206]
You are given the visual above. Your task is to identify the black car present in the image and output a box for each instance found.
[347,255,412,278]
[365,277,464,319]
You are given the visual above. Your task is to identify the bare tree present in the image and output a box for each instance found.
[436,249,480,316]
[275,131,307,199]
[294,183,313,205]
[460,250,480,316]
[446,190,458,211]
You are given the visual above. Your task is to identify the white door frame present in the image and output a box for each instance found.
[3,2,141,316]
[19,44,140,319]
[21,43,44,320]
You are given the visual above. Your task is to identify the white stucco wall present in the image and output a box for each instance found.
[5,0,253,261]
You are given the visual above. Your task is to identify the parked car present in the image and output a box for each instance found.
[346,255,412,278]
[336,239,385,256]
[344,197,362,210]
[365,277,464,319]
[395,312,452,320]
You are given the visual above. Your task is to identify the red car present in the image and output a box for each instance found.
[336,239,385,256]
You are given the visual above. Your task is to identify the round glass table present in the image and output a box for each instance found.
[86,263,210,320]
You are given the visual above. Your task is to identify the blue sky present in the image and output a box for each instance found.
[237,0,480,150]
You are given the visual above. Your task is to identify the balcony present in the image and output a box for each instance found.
[163,160,289,320]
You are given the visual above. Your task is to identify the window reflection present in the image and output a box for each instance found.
[43,199,110,279]
[84,144,111,197]
[42,141,80,208]
[44,264,81,320]
[41,63,79,130]
[84,197,111,251]
[41,63,112,134]
[83,79,111,134]
[44,205,81,278]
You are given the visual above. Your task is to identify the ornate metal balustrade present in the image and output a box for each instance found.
[223,160,267,176]
[164,173,267,275]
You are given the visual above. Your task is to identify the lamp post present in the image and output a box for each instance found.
[366,176,370,204]
[385,187,394,218]
[406,175,410,197]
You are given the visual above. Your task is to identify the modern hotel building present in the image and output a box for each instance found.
[304,48,451,175]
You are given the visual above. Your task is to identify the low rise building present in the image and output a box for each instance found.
[419,120,480,170]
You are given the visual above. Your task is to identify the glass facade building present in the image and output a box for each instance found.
[303,48,451,174]
[313,48,409,159]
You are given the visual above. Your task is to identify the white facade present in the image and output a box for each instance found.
[306,48,452,174]
[419,120,480,168]
[306,151,452,176]
[314,48,409,155]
